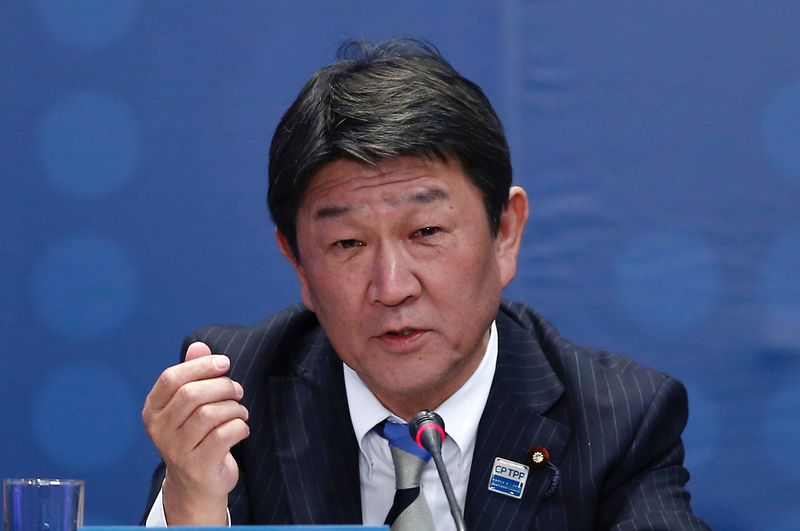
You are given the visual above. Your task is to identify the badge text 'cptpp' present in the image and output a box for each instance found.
[487,457,530,499]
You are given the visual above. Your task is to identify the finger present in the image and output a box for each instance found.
[146,354,231,411]
[176,400,249,453]
[184,341,212,362]
[218,452,241,492]
[167,378,245,430]
[192,417,250,465]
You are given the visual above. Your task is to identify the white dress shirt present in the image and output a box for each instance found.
[147,322,498,528]
[345,321,498,531]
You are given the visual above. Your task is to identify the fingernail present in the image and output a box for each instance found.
[234,381,244,399]
[212,355,230,371]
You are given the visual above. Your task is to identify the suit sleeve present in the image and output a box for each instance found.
[600,376,710,531]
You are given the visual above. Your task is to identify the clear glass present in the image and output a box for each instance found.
[3,479,84,531]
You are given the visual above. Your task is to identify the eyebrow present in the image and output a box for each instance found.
[398,188,448,204]
[314,205,352,219]
[313,187,449,220]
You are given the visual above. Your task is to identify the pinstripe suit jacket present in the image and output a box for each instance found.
[143,300,709,530]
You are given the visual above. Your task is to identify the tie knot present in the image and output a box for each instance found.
[375,420,431,461]
[374,420,436,529]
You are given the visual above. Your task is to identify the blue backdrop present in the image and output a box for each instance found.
[2,1,799,528]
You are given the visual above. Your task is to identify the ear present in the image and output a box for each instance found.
[495,186,529,288]
[276,228,316,312]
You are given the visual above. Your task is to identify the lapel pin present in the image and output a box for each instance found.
[525,446,560,498]
[488,457,529,499]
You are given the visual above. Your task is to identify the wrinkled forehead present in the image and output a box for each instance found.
[299,155,468,213]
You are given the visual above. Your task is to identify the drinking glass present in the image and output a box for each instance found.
[3,479,84,531]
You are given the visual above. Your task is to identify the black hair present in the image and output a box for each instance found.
[267,38,512,258]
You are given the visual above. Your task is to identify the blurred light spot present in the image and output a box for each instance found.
[39,91,141,198]
[32,362,138,470]
[761,78,800,182]
[35,0,141,49]
[33,234,137,339]
[615,231,718,332]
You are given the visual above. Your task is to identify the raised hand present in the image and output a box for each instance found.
[142,342,249,525]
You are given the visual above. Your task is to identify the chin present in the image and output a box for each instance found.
[379,375,443,400]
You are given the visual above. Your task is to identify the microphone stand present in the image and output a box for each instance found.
[411,411,467,531]
[428,445,467,531]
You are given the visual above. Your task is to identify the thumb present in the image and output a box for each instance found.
[184,341,213,362]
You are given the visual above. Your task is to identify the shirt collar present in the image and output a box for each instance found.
[344,321,499,455]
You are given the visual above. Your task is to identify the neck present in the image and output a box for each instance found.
[378,394,447,423]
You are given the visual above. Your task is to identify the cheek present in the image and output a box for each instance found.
[304,264,363,317]
[450,239,501,291]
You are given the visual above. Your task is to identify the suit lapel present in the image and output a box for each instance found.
[465,309,572,530]
[268,328,362,524]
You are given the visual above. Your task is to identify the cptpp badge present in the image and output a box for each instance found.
[488,457,529,499]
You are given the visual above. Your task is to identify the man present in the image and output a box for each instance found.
[142,39,709,529]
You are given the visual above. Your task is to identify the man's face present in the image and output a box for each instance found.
[278,155,528,417]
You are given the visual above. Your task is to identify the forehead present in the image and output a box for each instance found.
[300,155,472,214]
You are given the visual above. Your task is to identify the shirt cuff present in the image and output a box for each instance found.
[144,486,232,527]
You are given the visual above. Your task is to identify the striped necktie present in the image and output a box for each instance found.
[375,420,436,531]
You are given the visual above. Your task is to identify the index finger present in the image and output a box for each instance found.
[146,352,231,411]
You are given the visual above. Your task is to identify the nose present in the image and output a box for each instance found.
[367,242,422,306]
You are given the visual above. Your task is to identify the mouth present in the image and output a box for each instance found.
[384,328,420,337]
[377,327,428,348]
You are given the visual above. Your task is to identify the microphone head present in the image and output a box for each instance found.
[409,410,446,453]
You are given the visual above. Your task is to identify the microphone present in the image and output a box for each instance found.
[410,411,467,531]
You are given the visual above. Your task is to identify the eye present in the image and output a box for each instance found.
[334,239,363,249]
[412,226,441,238]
